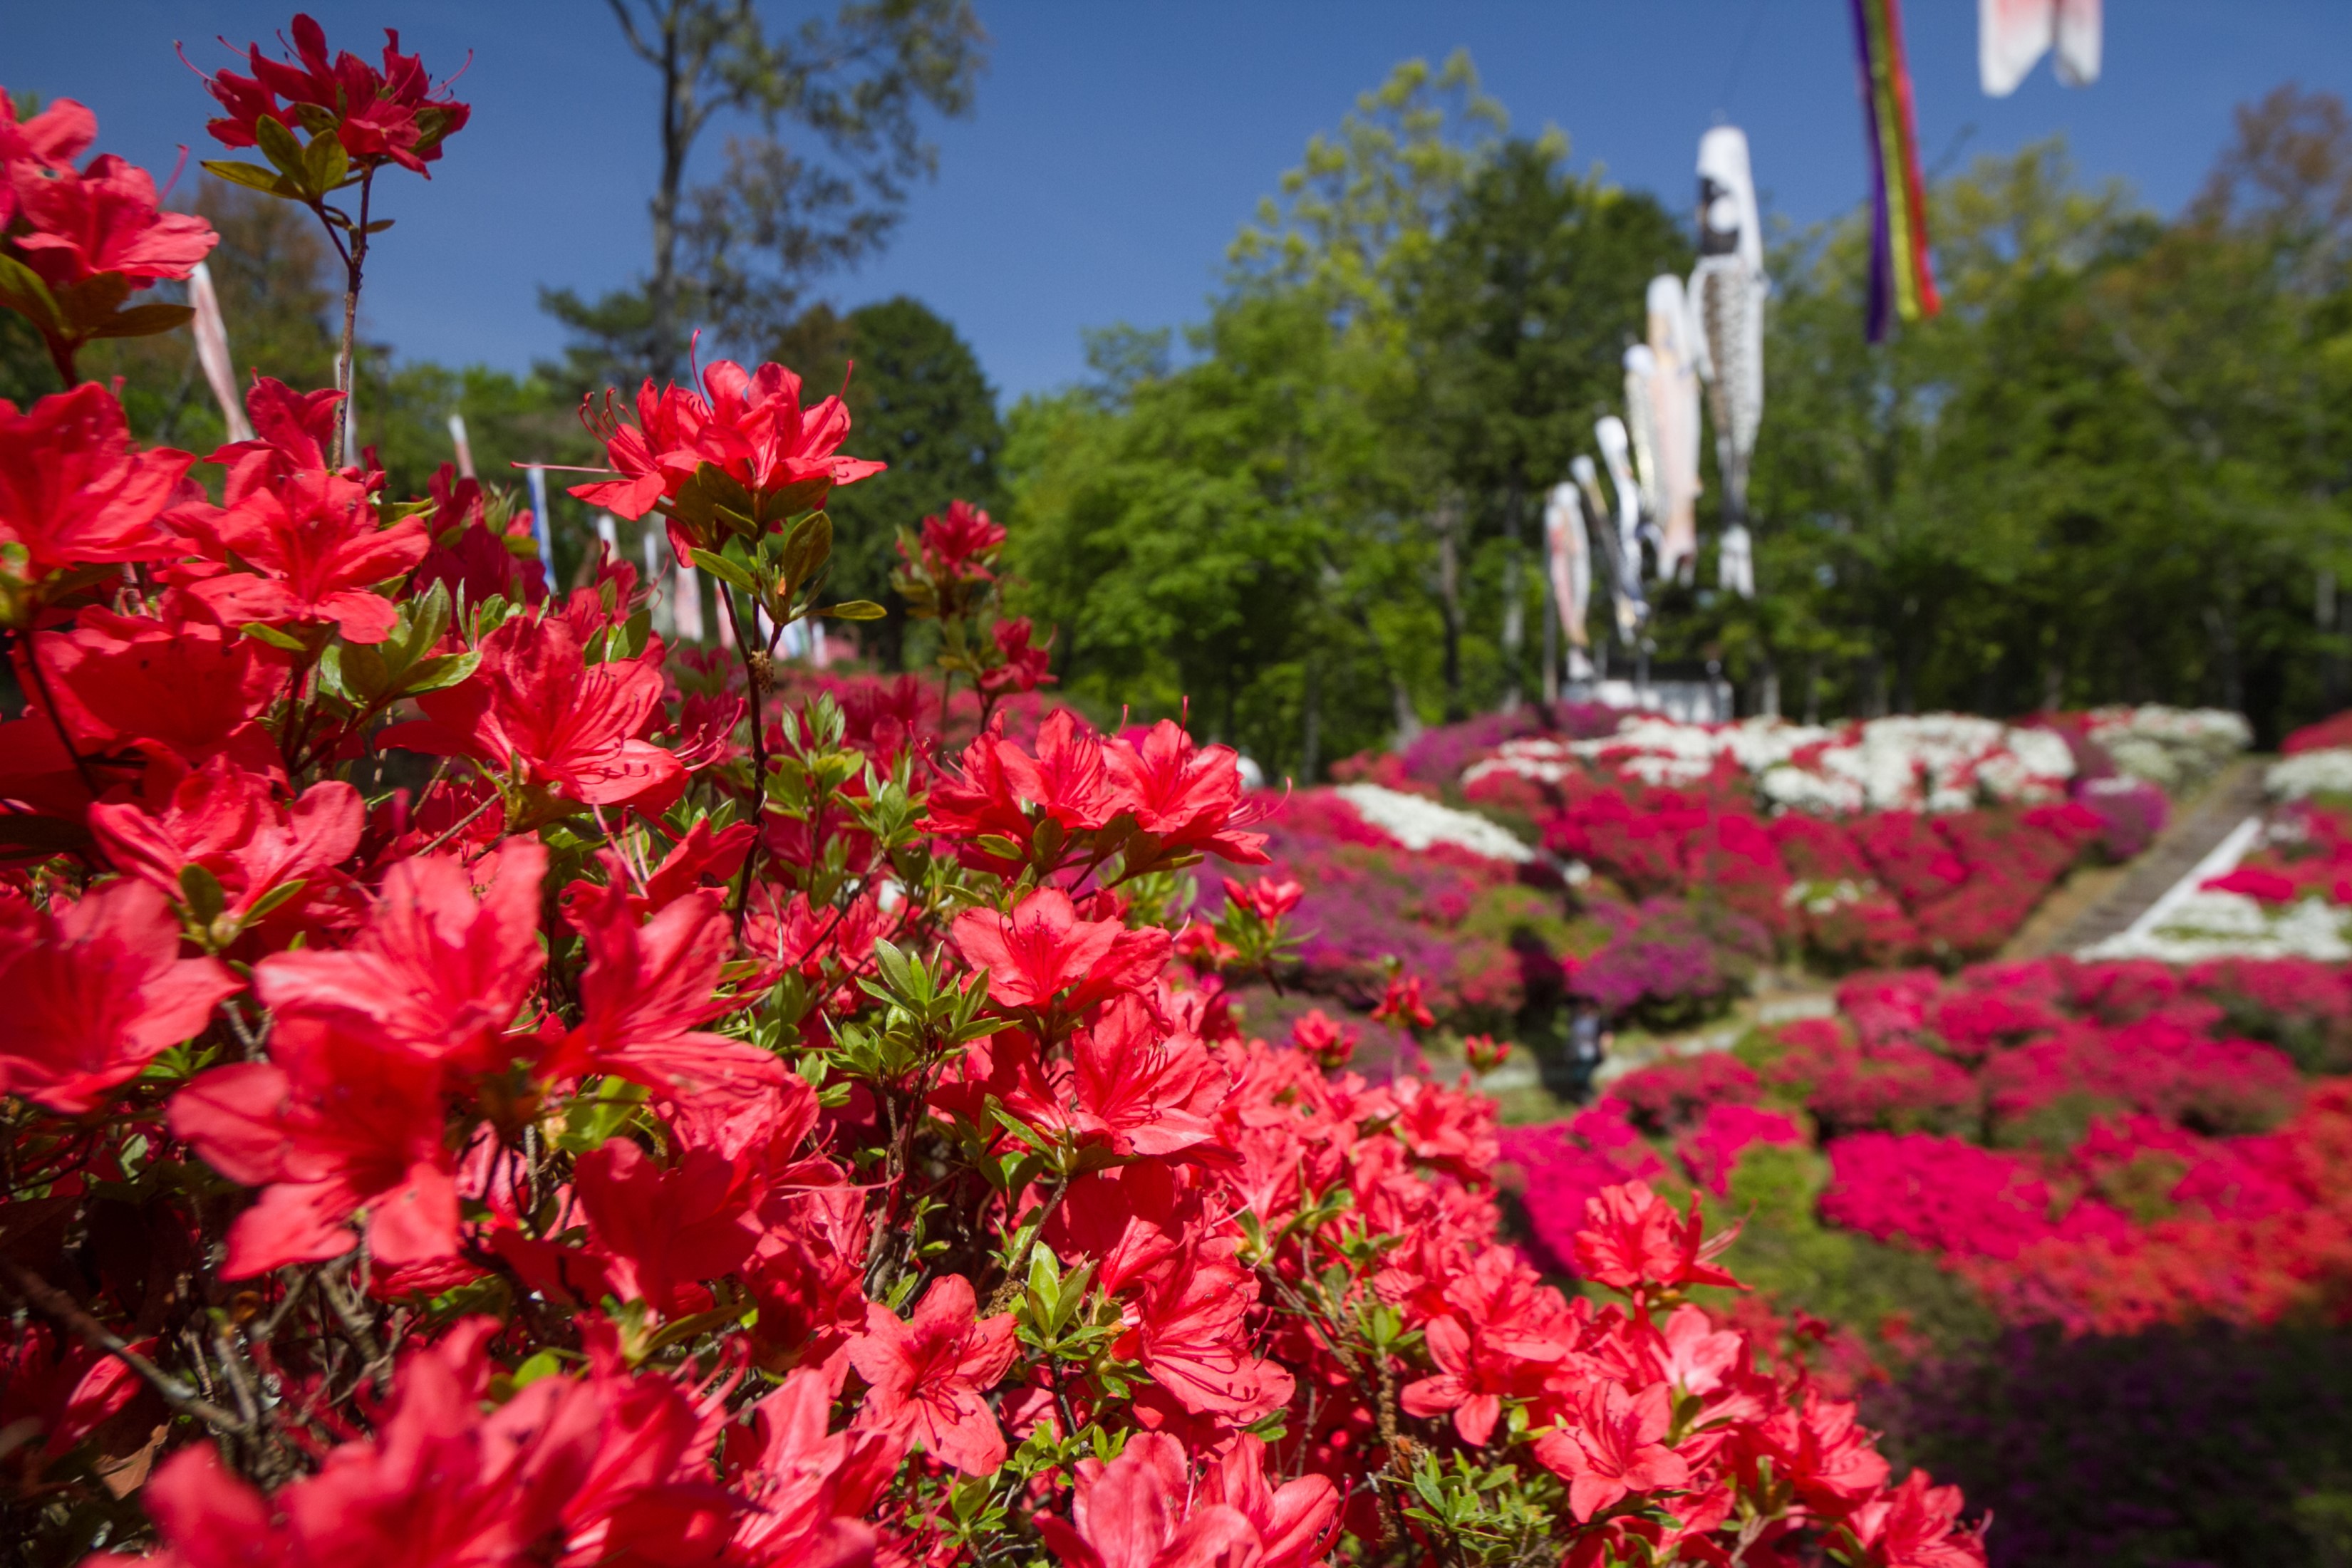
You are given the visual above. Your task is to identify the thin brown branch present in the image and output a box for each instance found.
[0,1257,248,1434]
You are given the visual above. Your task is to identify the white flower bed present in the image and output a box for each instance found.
[1332,783,1535,863]
[2081,890,2352,964]
[2266,748,2352,801]
[2082,705,2251,791]
[1465,712,2076,816]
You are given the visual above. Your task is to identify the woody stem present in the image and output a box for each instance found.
[0,1257,249,1435]
[721,588,767,934]
[331,171,374,471]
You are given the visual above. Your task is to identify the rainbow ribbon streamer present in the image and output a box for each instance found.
[1850,0,1942,341]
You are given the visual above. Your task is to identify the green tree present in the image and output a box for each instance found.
[771,294,1003,668]
[1747,115,2352,740]
[1010,54,1689,764]
[1404,137,1689,709]
[544,0,985,391]
[1007,290,1412,772]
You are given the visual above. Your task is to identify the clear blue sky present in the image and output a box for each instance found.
[16,2,2352,403]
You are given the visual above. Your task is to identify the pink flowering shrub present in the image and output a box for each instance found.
[1510,955,2352,1337]
[1543,785,2099,970]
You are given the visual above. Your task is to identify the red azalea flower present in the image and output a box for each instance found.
[572,1140,763,1317]
[1223,876,1302,924]
[114,1321,723,1563]
[1573,1180,1742,1294]
[1121,1256,1294,1423]
[1533,1379,1692,1522]
[0,93,96,225]
[950,886,1171,1015]
[378,611,686,811]
[0,1326,151,1470]
[90,754,361,932]
[1846,1468,1987,1568]
[1371,972,1436,1030]
[209,376,350,499]
[254,840,544,1069]
[979,616,1056,695]
[0,880,240,1116]
[1035,1431,1265,1568]
[553,869,789,1114]
[847,1273,1017,1475]
[201,14,470,177]
[725,1368,901,1567]
[41,598,291,772]
[904,499,1006,582]
[1104,719,1271,868]
[1463,1033,1511,1073]
[1069,994,1222,1158]
[1288,1008,1358,1069]
[168,1017,460,1277]
[0,383,192,601]
[1200,1435,1342,1568]
[572,358,885,546]
[8,153,217,291]
[171,466,427,644]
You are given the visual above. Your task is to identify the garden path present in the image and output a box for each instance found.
[2025,759,2268,955]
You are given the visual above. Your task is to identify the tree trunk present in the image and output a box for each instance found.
[1301,653,1321,782]
[1500,482,1524,712]
[649,3,689,382]
[1436,493,1465,723]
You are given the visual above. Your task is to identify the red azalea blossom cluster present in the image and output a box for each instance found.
[1505,955,2352,1336]
[0,28,1969,1568]
[0,89,217,393]
[196,13,470,177]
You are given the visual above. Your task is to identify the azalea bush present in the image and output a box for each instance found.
[1501,955,2352,1339]
[0,24,1984,1568]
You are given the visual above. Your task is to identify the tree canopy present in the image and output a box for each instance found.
[1007,66,2352,768]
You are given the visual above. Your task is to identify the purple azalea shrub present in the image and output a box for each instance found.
[2076,774,2167,861]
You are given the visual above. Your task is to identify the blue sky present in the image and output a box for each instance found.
[16,2,2352,402]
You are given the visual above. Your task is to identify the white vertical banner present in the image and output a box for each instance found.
[188,262,252,443]
[447,413,477,479]
[1543,482,1591,655]
[673,557,705,642]
[1981,0,2100,96]
[1644,274,1705,585]
[524,464,556,588]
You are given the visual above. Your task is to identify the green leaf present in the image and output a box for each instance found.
[0,254,64,331]
[822,600,888,621]
[336,642,390,702]
[52,273,134,331]
[239,621,308,652]
[303,129,348,194]
[239,878,310,925]
[508,1349,566,1390]
[201,159,297,197]
[779,511,834,588]
[252,115,312,190]
[688,548,759,595]
[178,864,227,927]
[86,302,195,341]
[399,650,481,696]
